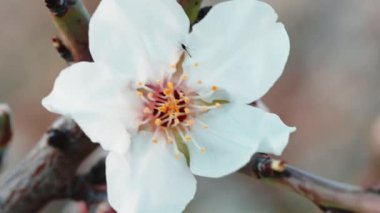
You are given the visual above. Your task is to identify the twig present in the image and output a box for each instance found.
[46,0,92,62]
[0,117,98,213]
[241,153,380,213]
[52,36,74,63]
[0,104,12,170]
[178,0,203,25]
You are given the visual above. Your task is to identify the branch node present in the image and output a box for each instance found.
[45,0,68,17]
[52,37,73,63]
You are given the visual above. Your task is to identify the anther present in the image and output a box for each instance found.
[137,82,144,87]
[152,137,158,144]
[163,89,171,96]
[197,80,203,84]
[202,124,209,129]
[211,85,218,91]
[193,63,199,68]
[154,119,162,126]
[167,82,174,90]
[180,74,189,81]
[200,147,207,153]
[184,108,191,114]
[143,107,151,114]
[202,106,209,112]
[214,102,221,108]
[183,96,190,104]
[136,91,143,97]
[147,93,154,100]
[175,153,180,160]
[185,119,194,126]
[184,135,192,142]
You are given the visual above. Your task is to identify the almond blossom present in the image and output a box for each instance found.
[42,0,295,212]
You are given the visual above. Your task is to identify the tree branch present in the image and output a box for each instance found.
[241,153,380,213]
[0,117,98,213]
[46,0,92,62]
[0,104,12,170]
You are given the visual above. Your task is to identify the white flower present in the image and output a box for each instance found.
[42,0,295,212]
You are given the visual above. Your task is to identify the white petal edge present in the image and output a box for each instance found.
[188,103,294,178]
[42,62,142,154]
[183,0,290,103]
[90,0,190,82]
[106,131,197,213]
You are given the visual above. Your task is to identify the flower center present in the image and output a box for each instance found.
[135,63,223,160]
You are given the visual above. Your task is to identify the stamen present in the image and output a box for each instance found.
[184,128,206,153]
[164,129,174,144]
[197,80,203,84]
[185,119,194,127]
[211,85,218,91]
[154,118,162,126]
[147,93,154,101]
[193,63,199,68]
[143,107,151,114]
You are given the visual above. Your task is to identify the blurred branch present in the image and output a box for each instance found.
[178,0,203,25]
[45,0,92,62]
[241,153,380,213]
[0,104,12,170]
[52,37,74,63]
[0,117,98,212]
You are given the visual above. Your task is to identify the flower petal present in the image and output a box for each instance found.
[42,62,142,154]
[184,0,290,103]
[106,131,196,213]
[188,103,294,178]
[90,0,190,81]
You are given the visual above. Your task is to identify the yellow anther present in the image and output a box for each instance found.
[214,102,221,108]
[167,137,174,144]
[152,137,158,144]
[170,64,176,69]
[175,153,180,160]
[148,92,154,99]
[202,124,209,129]
[184,108,191,114]
[211,85,218,91]
[174,118,180,123]
[167,82,174,90]
[159,105,167,113]
[137,82,144,87]
[154,119,162,126]
[163,88,171,96]
[180,74,189,81]
[183,96,190,104]
[136,91,144,97]
[193,63,199,68]
[202,106,209,112]
[156,79,161,84]
[184,135,192,142]
[143,107,151,114]
[197,80,203,84]
[200,147,207,153]
[185,119,194,126]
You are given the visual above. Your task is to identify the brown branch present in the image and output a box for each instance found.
[241,153,380,213]
[46,0,92,62]
[0,104,12,170]
[52,36,74,63]
[0,117,98,213]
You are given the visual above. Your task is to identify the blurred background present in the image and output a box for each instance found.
[1,0,380,212]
